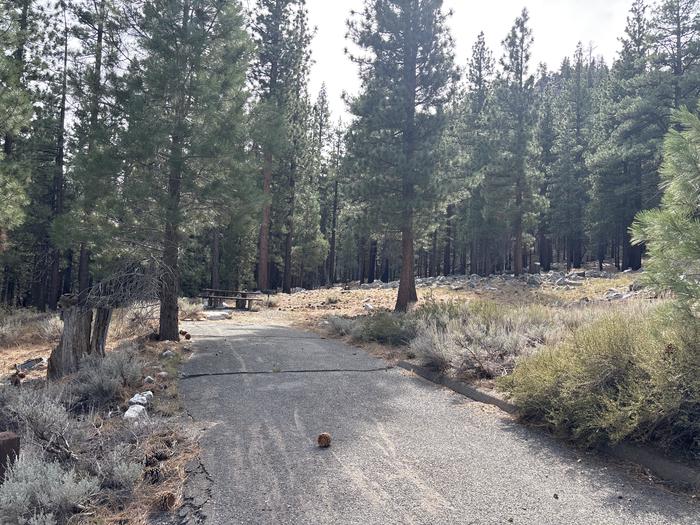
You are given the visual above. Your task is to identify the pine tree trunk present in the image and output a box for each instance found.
[282,157,296,294]
[396,208,417,312]
[78,243,90,293]
[258,150,272,291]
[48,295,91,380]
[90,307,112,357]
[210,229,220,307]
[443,205,453,275]
[367,240,378,283]
[328,176,339,284]
[76,0,106,292]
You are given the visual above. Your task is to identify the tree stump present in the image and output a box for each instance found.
[48,295,92,380]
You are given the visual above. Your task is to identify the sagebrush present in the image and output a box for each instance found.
[499,307,700,455]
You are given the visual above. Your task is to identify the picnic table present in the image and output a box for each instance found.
[199,289,264,311]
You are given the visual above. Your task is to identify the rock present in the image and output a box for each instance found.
[363,303,374,311]
[157,371,169,379]
[144,376,155,385]
[527,275,543,286]
[124,404,148,420]
[162,350,176,358]
[450,285,464,291]
[142,391,154,403]
[605,291,625,301]
[205,312,230,321]
[129,393,150,406]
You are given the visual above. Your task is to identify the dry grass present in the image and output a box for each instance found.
[0,304,199,524]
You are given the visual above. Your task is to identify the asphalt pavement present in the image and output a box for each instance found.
[178,322,698,525]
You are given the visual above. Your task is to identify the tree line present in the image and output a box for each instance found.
[1,0,699,330]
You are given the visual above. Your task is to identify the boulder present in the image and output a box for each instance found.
[129,393,150,406]
[124,404,148,420]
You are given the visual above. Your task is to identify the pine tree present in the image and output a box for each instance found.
[347,0,457,311]
[588,0,666,270]
[489,8,536,275]
[632,106,700,309]
[651,0,700,110]
[549,44,593,269]
[122,0,252,340]
[251,0,309,291]
[461,31,497,275]
[0,0,33,238]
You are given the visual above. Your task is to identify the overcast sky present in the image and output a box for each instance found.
[305,0,634,119]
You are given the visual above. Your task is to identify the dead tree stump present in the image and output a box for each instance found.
[48,295,92,380]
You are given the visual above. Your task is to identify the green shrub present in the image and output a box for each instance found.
[351,312,413,346]
[0,451,98,524]
[499,309,700,455]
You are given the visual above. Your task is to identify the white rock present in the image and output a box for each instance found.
[363,303,374,311]
[124,404,148,420]
[143,376,155,384]
[141,391,154,403]
[129,393,149,406]
[162,350,176,358]
[157,371,169,379]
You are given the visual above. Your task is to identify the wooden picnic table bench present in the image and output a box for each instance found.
[199,289,264,311]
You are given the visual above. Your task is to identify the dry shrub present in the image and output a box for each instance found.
[109,303,159,341]
[73,348,143,408]
[409,320,459,372]
[350,312,413,346]
[0,386,80,461]
[499,306,700,455]
[0,309,62,347]
[178,298,203,320]
[325,316,356,336]
[406,299,657,379]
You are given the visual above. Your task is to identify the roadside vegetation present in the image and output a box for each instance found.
[324,109,700,459]
[0,308,196,524]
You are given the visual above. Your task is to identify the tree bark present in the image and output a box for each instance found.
[159,0,191,341]
[48,295,92,380]
[327,178,339,284]
[443,204,454,275]
[367,239,378,283]
[90,307,112,357]
[258,150,272,291]
[396,208,418,312]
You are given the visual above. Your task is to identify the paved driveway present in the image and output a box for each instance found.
[178,322,698,525]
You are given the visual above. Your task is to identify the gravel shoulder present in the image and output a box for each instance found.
[179,321,698,525]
